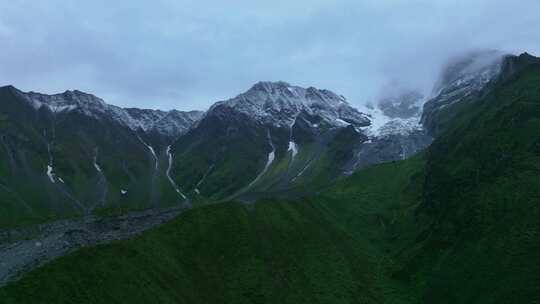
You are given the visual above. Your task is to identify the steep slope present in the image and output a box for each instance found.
[169,81,371,200]
[0,80,430,227]
[3,52,539,303]
[400,53,540,303]
[421,50,505,135]
[0,86,201,228]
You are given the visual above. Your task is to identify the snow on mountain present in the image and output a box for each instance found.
[378,90,424,119]
[12,88,203,138]
[357,89,425,138]
[151,110,204,137]
[10,82,426,142]
[124,108,169,131]
[421,50,506,134]
[433,50,504,99]
[207,81,370,129]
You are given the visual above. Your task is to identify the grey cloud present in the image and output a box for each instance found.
[1,0,539,110]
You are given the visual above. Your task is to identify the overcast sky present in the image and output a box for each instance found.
[1,0,539,110]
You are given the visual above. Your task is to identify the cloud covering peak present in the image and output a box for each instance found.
[1,0,539,110]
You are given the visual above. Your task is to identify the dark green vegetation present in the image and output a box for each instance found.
[0,87,187,229]
[2,58,540,303]
[0,155,425,304]
[410,59,540,303]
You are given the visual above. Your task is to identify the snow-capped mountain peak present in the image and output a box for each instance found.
[208,81,370,129]
[421,50,508,135]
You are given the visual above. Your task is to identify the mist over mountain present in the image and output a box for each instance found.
[2,1,540,110]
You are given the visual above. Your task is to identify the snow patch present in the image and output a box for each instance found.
[248,130,276,188]
[46,165,55,183]
[138,136,158,170]
[165,145,187,200]
[93,157,102,172]
[288,141,299,159]
[148,146,158,169]
[121,189,128,195]
[266,151,276,169]
[357,104,423,138]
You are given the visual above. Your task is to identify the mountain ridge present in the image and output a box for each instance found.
[1,50,535,227]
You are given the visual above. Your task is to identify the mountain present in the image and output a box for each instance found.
[3,80,422,226]
[4,52,538,303]
[167,81,377,201]
[208,81,370,128]
[0,86,202,228]
[422,50,540,137]
[421,50,505,135]
[16,89,203,139]
[3,50,535,226]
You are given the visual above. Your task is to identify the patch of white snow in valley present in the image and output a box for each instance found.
[137,136,158,170]
[195,188,201,195]
[377,117,422,137]
[357,105,390,137]
[165,145,187,200]
[356,104,424,138]
[58,177,65,184]
[121,189,127,195]
[248,130,276,188]
[266,151,276,170]
[287,116,299,160]
[93,156,102,172]
[46,165,55,183]
[288,141,298,159]
[148,146,158,169]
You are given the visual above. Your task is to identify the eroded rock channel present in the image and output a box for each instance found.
[0,206,186,287]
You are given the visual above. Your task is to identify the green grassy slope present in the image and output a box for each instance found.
[399,59,540,303]
[0,156,425,304]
